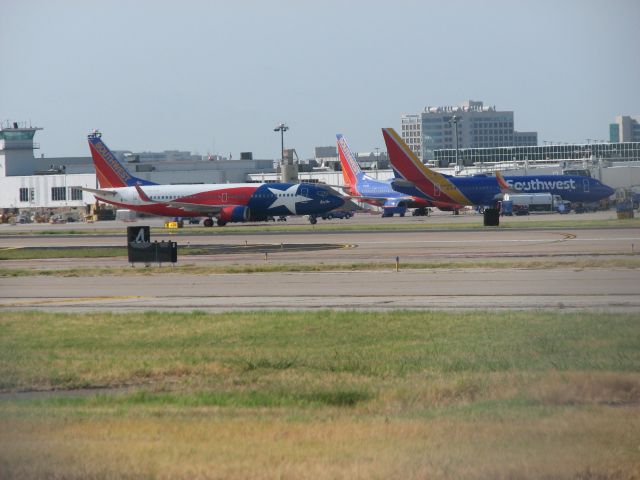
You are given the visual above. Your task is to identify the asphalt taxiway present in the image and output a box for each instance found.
[1,211,639,311]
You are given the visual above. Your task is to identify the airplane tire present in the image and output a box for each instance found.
[217,219,227,227]
[203,218,214,227]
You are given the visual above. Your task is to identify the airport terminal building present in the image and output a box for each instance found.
[433,141,640,168]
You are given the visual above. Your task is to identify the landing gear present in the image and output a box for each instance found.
[412,207,429,217]
[203,218,214,228]
[308,215,317,225]
[217,218,227,227]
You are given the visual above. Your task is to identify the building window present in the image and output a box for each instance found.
[69,187,83,201]
[19,187,35,202]
[51,187,66,201]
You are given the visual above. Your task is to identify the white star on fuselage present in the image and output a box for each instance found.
[267,184,311,214]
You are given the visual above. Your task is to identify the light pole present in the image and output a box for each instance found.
[448,115,460,171]
[273,123,289,161]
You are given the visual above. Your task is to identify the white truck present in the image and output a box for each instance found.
[502,193,564,213]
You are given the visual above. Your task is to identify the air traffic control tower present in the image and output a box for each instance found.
[0,122,43,177]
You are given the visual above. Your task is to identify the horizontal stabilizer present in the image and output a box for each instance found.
[391,178,416,189]
[80,186,118,197]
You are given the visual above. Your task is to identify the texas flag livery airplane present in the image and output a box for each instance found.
[382,128,615,208]
[83,131,344,227]
[336,134,460,215]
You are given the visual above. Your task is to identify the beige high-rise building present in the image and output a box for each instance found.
[610,115,640,143]
[401,100,537,161]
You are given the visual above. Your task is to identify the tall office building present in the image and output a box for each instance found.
[610,115,640,142]
[400,114,421,158]
[401,100,537,161]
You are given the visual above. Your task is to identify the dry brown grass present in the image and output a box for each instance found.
[1,311,639,478]
[527,371,640,407]
[1,408,639,479]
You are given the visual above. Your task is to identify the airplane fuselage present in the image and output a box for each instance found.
[94,182,344,221]
[394,174,614,207]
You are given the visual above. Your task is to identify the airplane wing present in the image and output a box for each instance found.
[133,185,240,215]
[316,183,354,196]
[346,195,417,207]
[162,201,225,215]
[80,186,118,197]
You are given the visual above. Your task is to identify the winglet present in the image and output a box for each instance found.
[495,171,518,193]
[134,183,153,202]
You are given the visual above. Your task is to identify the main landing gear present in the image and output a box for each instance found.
[203,217,227,227]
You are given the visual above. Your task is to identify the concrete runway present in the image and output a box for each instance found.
[2,269,639,312]
[1,211,639,312]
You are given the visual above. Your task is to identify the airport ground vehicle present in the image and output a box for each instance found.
[16,213,31,224]
[115,209,137,221]
[503,193,561,212]
[381,205,406,217]
[322,210,353,220]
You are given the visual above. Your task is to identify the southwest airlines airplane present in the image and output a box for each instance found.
[83,131,344,226]
[336,134,462,215]
[382,128,615,208]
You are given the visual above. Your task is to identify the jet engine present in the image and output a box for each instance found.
[217,206,250,225]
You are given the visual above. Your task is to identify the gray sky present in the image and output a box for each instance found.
[1,0,639,159]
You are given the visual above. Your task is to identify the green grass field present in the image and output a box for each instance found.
[0,310,638,479]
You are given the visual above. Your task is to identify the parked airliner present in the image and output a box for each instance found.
[382,128,615,208]
[336,134,466,215]
[83,131,344,226]
[336,134,445,216]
